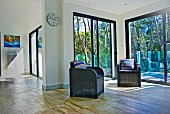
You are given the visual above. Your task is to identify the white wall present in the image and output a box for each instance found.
[0,32,24,76]
[0,0,42,74]
[25,0,42,74]
[28,0,42,32]
[63,2,119,84]
[0,0,29,48]
[0,33,7,73]
[42,0,63,88]
[117,0,170,60]
[7,49,24,75]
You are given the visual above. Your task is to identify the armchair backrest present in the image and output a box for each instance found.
[70,62,75,68]
[119,59,138,70]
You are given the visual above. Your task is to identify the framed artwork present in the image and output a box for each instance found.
[4,35,20,48]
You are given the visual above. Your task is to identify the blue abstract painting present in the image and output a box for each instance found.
[4,35,20,48]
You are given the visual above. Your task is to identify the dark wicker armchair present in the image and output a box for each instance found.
[69,62,104,99]
[117,59,141,87]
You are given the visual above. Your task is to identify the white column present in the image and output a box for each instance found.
[42,0,65,90]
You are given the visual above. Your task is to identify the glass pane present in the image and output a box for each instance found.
[166,12,170,82]
[93,20,98,67]
[166,12,170,41]
[167,44,170,82]
[31,33,37,75]
[38,28,42,77]
[74,16,92,65]
[129,15,164,82]
[111,23,115,78]
[98,21,112,76]
[74,16,92,66]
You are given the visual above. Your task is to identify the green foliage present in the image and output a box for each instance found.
[99,47,111,68]
[74,17,112,68]
[74,31,91,54]
[130,13,170,72]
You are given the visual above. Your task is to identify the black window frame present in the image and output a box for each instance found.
[73,12,117,78]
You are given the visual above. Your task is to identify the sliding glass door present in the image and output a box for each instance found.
[29,26,42,77]
[126,8,170,84]
[30,32,37,76]
[129,15,164,82]
[73,13,116,78]
[98,21,112,76]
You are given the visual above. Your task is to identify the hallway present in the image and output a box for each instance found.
[0,76,170,114]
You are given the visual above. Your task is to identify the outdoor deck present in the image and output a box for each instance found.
[142,72,170,83]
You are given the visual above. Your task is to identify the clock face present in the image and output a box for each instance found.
[46,13,60,26]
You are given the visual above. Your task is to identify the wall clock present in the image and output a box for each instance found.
[46,13,60,26]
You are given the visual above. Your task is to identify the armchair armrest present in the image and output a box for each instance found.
[136,64,141,71]
[86,67,104,76]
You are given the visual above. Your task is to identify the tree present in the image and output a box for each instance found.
[74,16,92,64]
[129,14,165,72]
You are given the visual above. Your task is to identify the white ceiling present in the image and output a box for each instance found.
[64,0,162,15]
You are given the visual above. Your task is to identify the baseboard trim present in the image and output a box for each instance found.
[21,72,30,75]
[42,84,69,91]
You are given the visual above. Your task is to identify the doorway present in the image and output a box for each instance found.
[29,26,42,77]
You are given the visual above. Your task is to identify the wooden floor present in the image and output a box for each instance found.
[0,76,170,114]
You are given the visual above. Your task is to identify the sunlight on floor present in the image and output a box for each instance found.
[104,79,158,92]
[0,78,9,81]
[0,74,32,78]
[21,75,32,78]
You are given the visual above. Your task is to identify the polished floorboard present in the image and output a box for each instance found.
[0,76,170,114]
